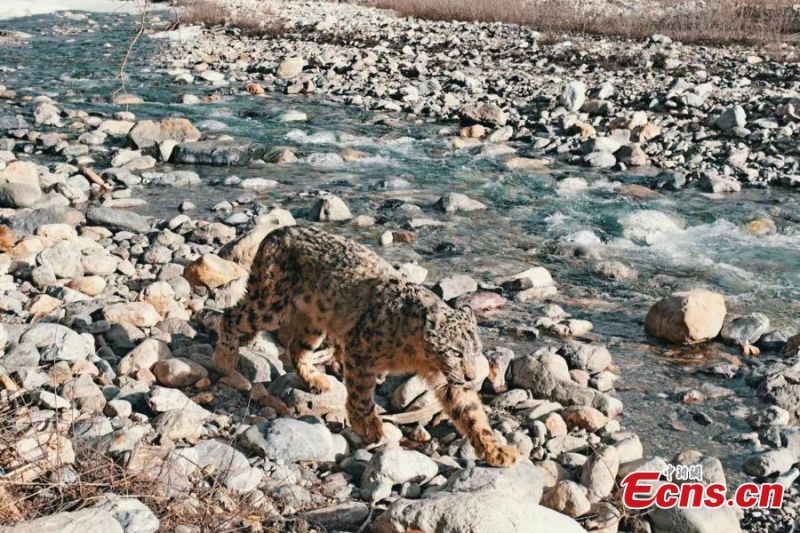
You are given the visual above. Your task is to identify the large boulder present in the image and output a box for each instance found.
[128,118,201,149]
[644,290,726,344]
[374,463,585,533]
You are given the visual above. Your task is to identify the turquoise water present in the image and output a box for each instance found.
[2,11,799,479]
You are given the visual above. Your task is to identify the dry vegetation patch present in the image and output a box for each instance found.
[176,0,287,37]
[363,0,799,45]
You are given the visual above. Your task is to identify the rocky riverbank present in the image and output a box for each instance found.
[0,3,798,532]
[164,0,800,189]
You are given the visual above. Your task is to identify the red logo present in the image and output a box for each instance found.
[621,471,784,510]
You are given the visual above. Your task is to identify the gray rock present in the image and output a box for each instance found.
[179,439,263,493]
[38,241,83,278]
[268,372,347,417]
[581,445,619,499]
[374,464,583,533]
[650,506,741,533]
[720,313,770,352]
[699,172,741,193]
[652,170,687,191]
[276,56,306,79]
[172,141,267,166]
[560,81,587,112]
[558,342,612,374]
[94,495,159,533]
[433,274,477,301]
[0,183,42,208]
[8,207,84,234]
[127,118,201,149]
[460,102,508,127]
[434,192,487,213]
[1,342,41,371]
[3,508,123,533]
[86,206,150,233]
[742,449,797,477]
[20,323,92,362]
[239,417,336,462]
[584,151,616,168]
[714,105,746,131]
[303,501,370,530]
[310,194,352,221]
[362,447,439,501]
[33,102,62,126]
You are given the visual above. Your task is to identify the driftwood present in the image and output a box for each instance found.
[79,166,112,190]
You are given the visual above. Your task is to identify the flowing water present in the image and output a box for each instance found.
[3,10,800,483]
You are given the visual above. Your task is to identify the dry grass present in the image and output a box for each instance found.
[176,0,287,37]
[363,0,799,45]
[0,397,281,530]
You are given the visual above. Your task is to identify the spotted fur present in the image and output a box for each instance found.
[211,225,519,467]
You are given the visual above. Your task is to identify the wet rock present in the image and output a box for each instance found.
[757,330,788,353]
[310,194,352,221]
[361,447,439,501]
[699,172,741,193]
[645,290,726,344]
[172,140,267,166]
[239,417,336,462]
[128,118,201,149]
[783,334,800,356]
[720,313,770,354]
[592,260,637,281]
[434,192,486,213]
[33,102,62,126]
